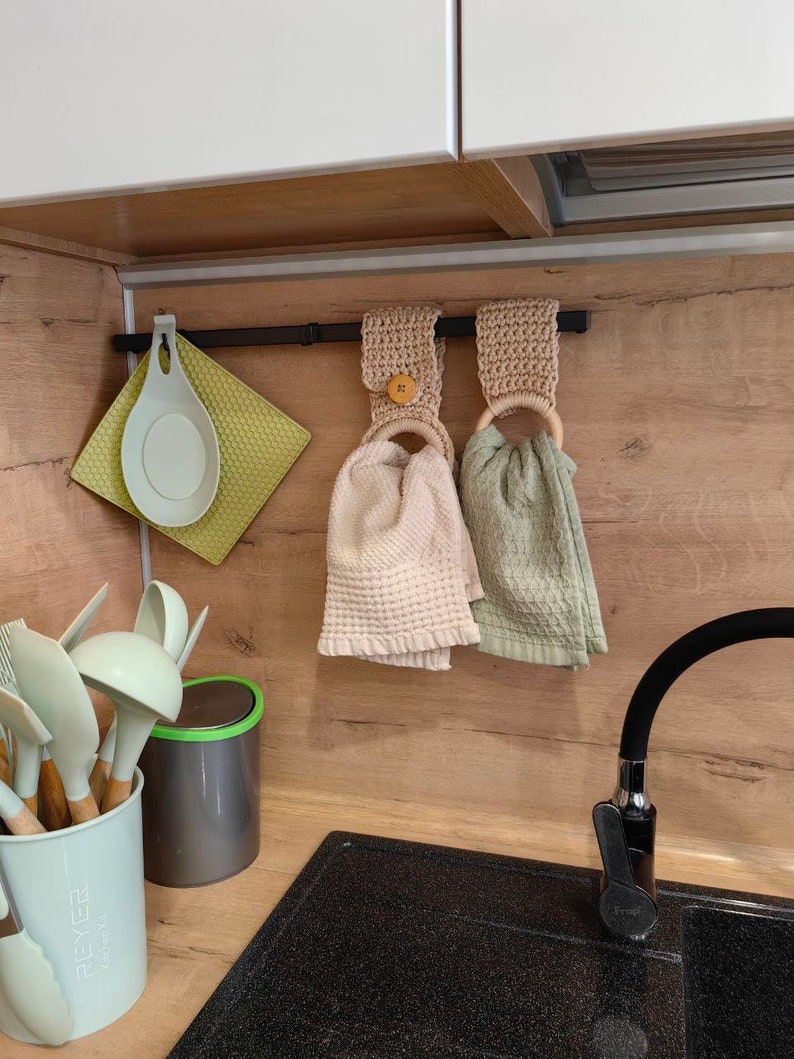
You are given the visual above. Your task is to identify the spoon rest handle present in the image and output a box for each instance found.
[142,314,191,396]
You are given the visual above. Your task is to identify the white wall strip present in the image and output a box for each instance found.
[122,286,152,589]
[117,220,794,290]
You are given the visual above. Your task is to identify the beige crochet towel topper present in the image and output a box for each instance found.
[361,306,454,466]
[474,298,564,449]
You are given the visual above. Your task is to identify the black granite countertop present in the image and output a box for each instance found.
[169,832,794,1058]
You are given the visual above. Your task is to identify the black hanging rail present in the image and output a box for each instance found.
[112,311,591,353]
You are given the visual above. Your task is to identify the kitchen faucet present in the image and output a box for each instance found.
[592,608,794,940]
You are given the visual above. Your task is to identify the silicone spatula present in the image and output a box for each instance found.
[9,628,99,824]
[58,582,108,654]
[0,688,51,815]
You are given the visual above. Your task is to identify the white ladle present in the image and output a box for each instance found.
[91,593,206,796]
[89,603,208,803]
[0,688,51,815]
[121,315,219,527]
[134,580,189,661]
[89,602,208,802]
[70,632,183,813]
[58,582,108,654]
[90,580,190,801]
[9,628,100,824]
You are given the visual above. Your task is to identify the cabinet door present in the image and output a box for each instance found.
[463,0,794,157]
[0,0,456,204]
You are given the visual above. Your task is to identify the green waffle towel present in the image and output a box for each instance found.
[460,425,607,668]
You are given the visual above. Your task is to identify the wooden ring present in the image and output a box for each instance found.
[369,417,454,465]
[475,401,564,450]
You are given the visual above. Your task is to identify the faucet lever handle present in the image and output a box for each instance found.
[593,801,635,888]
[593,802,658,940]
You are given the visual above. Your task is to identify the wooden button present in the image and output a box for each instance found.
[387,374,418,405]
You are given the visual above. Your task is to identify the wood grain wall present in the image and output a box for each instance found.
[135,253,794,896]
[0,243,141,662]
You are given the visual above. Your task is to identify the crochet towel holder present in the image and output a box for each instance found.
[361,306,455,466]
[473,298,564,450]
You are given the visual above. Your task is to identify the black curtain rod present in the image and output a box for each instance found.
[112,311,590,353]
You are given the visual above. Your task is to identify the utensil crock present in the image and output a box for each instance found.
[0,769,147,1043]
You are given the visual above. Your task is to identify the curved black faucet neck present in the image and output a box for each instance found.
[619,608,794,762]
[597,606,794,940]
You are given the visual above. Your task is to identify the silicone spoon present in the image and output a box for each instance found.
[58,583,108,654]
[0,779,45,836]
[134,580,189,661]
[0,688,51,815]
[70,631,183,813]
[9,628,99,825]
[121,315,219,527]
[0,862,72,1046]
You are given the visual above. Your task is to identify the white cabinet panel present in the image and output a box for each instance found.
[0,0,456,204]
[463,0,794,157]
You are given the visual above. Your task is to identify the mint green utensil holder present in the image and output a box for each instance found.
[0,769,147,1044]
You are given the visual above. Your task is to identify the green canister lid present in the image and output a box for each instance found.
[151,675,264,743]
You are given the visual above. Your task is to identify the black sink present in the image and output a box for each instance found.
[169,833,794,1058]
[682,905,794,1058]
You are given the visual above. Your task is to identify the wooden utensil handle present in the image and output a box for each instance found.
[22,794,38,816]
[38,758,71,832]
[6,806,46,836]
[0,741,11,788]
[68,794,100,825]
[101,777,132,814]
[89,757,111,806]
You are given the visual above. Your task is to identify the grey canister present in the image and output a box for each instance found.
[139,675,263,887]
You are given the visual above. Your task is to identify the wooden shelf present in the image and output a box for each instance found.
[3,149,794,266]
[0,158,551,264]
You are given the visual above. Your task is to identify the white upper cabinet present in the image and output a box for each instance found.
[462,0,794,157]
[0,0,457,205]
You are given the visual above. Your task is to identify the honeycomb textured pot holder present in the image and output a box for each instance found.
[71,334,311,565]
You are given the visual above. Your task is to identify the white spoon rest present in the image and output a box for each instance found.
[121,315,220,527]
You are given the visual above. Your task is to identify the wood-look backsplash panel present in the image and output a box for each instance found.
[0,243,142,674]
[135,252,794,895]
